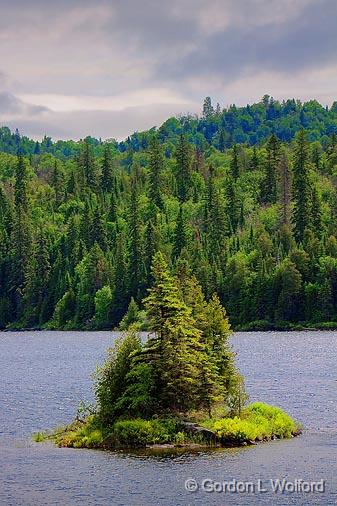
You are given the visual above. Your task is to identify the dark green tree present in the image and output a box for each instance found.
[292,130,311,243]
[148,136,164,209]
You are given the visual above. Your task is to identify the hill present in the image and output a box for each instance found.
[1,96,337,330]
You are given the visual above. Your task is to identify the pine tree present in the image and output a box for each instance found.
[11,155,32,317]
[100,144,114,192]
[202,96,214,119]
[225,176,238,233]
[260,134,280,204]
[205,164,226,259]
[23,232,51,325]
[148,136,164,209]
[230,144,239,180]
[92,207,107,251]
[292,130,311,243]
[128,177,144,299]
[218,129,226,153]
[108,190,118,222]
[113,232,129,324]
[143,252,217,413]
[175,134,191,202]
[172,205,186,259]
[310,186,322,233]
[14,154,28,210]
[51,160,64,205]
[79,138,97,189]
[279,151,291,225]
[249,146,259,171]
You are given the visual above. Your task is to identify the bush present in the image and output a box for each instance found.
[206,402,298,442]
[55,417,181,448]
[110,418,179,446]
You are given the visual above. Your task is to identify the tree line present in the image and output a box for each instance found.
[1,98,337,330]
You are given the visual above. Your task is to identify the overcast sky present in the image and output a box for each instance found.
[0,0,336,140]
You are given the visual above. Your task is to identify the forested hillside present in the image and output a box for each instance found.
[1,96,337,330]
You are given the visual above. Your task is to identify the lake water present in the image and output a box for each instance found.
[0,331,336,505]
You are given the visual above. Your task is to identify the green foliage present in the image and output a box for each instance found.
[109,418,179,446]
[94,285,113,328]
[0,97,337,330]
[95,253,243,424]
[53,402,298,449]
[119,297,146,330]
[94,329,142,423]
[206,402,298,442]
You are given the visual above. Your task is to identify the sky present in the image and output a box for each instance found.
[0,0,336,140]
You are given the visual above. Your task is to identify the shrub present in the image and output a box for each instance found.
[206,402,298,442]
[109,418,179,446]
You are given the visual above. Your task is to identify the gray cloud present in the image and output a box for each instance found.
[154,0,337,82]
[0,0,336,139]
[0,91,47,115]
[1,101,195,140]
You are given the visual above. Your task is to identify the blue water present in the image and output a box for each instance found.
[0,330,336,505]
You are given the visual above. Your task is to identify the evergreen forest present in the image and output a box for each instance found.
[1,95,337,331]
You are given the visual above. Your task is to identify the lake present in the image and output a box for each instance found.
[0,331,336,505]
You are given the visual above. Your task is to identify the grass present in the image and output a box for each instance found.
[36,402,300,450]
[51,416,183,449]
[201,402,300,443]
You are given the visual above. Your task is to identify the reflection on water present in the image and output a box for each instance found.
[0,330,336,505]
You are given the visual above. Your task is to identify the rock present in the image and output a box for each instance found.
[181,421,218,443]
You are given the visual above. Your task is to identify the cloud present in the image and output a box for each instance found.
[154,0,337,82]
[0,91,48,116]
[1,102,196,140]
[0,0,336,139]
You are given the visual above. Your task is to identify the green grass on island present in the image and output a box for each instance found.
[34,252,301,450]
[35,402,300,449]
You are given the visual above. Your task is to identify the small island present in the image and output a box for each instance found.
[36,253,300,450]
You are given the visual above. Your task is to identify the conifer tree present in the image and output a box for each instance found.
[202,96,214,119]
[100,144,114,193]
[79,138,96,189]
[148,136,164,209]
[230,144,240,180]
[51,160,64,205]
[143,252,217,413]
[128,177,144,299]
[279,151,291,225]
[260,134,280,204]
[175,134,191,202]
[218,129,226,153]
[225,176,238,233]
[249,146,259,171]
[11,155,32,316]
[109,192,117,222]
[205,165,226,259]
[172,205,186,259]
[113,232,129,324]
[92,207,107,251]
[292,130,311,243]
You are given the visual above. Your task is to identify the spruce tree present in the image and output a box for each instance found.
[292,130,311,243]
[148,136,164,209]
[143,252,217,413]
[128,177,144,299]
[79,138,97,189]
[11,155,32,316]
[175,134,191,202]
[172,205,186,259]
[230,144,239,180]
[279,151,291,225]
[100,144,114,193]
[260,134,280,204]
